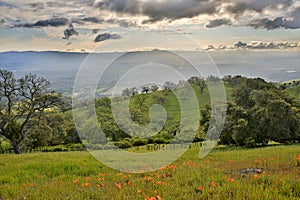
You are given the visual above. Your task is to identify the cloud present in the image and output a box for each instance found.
[249,8,300,30]
[225,0,293,15]
[106,19,136,27]
[27,3,44,11]
[46,1,69,8]
[15,17,69,28]
[249,17,284,30]
[234,41,247,48]
[283,7,300,29]
[207,41,299,51]
[94,0,300,29]
[0,1,18,8]
[63,24,79,39]
[95,0,218,23]
[205,18,232,28]
[81,17,103,23]
[94,33,121,42]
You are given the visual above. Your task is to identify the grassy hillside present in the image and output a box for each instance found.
[0,144,299,199]
[286,85,300,99]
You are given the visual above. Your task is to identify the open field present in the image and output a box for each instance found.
[0,144,299,199]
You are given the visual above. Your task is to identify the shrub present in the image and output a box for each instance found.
[153,138,167,144]
[132,139,148,146]
[114,141,132,149]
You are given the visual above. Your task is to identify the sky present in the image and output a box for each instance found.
[0,0,300,52]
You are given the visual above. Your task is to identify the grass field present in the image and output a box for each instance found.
[0,144,299,199]
[286,85,300,99]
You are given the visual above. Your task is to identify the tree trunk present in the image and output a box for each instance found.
[12,142,21,154]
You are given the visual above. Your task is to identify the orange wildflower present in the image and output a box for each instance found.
[156,181,161,185]
[253,174,259,179]
[30,183,35,187]
[162,173,167,178]
[97,184,105,188]
[146,197,156,200]
[73,179,79,184]
[156,195,162,200]
[85,177,92,181]
[264,160,267,164]
[211,182,216,187]
[22,184,27,187]
[85,183,91,187]
[198,185,203,191]
[116,183,122,189]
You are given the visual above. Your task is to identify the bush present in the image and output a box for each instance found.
[153,138,167,144]
[114,141,132,149]
[147,138,154,144]
[132,139,148,146]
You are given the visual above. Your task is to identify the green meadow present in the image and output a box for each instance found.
[0,144,299,199]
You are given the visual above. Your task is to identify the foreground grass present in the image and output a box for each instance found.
[0,145,299,200]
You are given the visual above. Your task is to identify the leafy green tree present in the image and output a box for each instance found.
[188,77,207,93]
[150,85,159,92]
[0,70,62,154]
[201,77,300,147]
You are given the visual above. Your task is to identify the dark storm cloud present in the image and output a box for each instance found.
[95,0,218,23]
[249,17,284,30]
[225,0,293,15]
[94,0,300,29]
[283,7,300,29]
[205,18,231,28]
[63,24,79,39]
[94,33,121,42]
[15,17,69,28]
[95,0,141,15]
[249,8,300,30]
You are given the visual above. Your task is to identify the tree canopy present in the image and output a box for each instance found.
[0,70,63,153]
[200,76,300,147]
